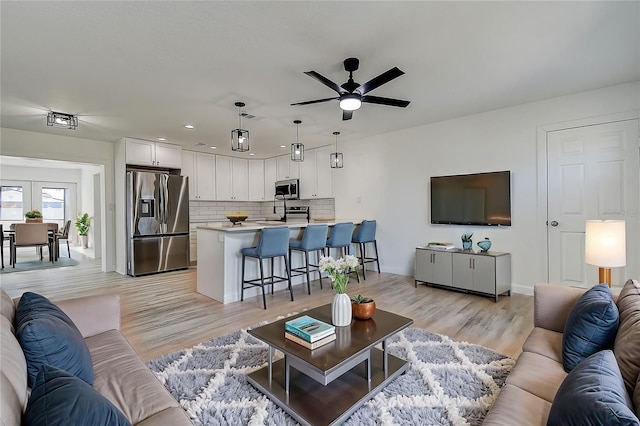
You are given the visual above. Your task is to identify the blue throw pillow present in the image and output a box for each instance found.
[23,365,131,426]
[547,350,639,426]
[15,292,93,387]
[562,284,618,372]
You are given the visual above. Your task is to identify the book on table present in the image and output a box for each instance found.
[426,242,456,250]
[284,315,335,343]
[285,331,336,350]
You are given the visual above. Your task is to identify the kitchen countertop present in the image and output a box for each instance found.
[198,219,360,233]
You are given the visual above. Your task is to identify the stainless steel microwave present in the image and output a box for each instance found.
[275,179,299,200]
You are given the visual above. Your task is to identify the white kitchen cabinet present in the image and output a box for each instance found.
[181,151,215,200]
[248,160,265,201]
[299,146,334,199]
[414,248,453,287]
[276,154,300,180]
[215,156,248,201]
[264,157,277,199]
[415,247,511,302]
[125,138,182,168]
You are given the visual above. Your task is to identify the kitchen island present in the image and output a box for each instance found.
[197,220,362,304]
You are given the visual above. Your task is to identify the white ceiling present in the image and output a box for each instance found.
[1,1,638,159]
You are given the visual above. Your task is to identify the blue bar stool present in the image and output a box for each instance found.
[352,220,380,280]
[289,224,329,295]
[325,222,359,283]
[241,226,293,309]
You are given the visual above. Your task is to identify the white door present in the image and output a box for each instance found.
[547,120,639,288]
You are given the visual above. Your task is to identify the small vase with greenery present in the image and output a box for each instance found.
[461,232,473,250]
[319,255,360,327]
[25,210,43,222]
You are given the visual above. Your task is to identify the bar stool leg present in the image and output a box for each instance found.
[316,250,323,289]
[304,251,311,295]
[359,242,367,280]
[270,258,275,295]
[373,240,381,273]
[259,259,267,310]
[284,255,294,301]
[241,254,247,302]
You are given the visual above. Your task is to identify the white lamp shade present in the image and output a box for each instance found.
[585,220,626,267]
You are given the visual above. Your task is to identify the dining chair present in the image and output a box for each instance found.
[56,220,72,258]
[11,223,51,267]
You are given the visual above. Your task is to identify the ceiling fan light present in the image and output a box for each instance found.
[339,94,361,111]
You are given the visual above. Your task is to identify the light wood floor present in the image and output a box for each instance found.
[0,255,534,361]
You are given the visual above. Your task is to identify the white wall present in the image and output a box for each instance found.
[334,82,640,295]
[0,128,116,271]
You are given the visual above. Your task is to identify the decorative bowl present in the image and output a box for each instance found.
[477,239,492,252]
[226,213,248,225]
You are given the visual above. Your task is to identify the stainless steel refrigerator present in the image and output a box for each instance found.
[126,171,190,276]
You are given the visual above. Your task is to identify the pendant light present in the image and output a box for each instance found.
[291,120,304,162]
[330,131,343,168]
[231,102,249,152]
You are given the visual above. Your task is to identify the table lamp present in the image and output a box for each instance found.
[585,220,626,287]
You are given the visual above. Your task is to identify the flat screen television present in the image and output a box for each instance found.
[430,171,511,226]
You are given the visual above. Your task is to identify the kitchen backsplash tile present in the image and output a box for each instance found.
[189,198,335,223]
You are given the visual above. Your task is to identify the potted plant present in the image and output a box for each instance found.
[461,232,473,250]
[25,210,43,223]
[75,213,90,248]
[319,255,360,327]
[351,294,376,320]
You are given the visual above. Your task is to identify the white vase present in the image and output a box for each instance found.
[332,293,352,327]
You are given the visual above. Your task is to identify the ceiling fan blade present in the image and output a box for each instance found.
[290,97,338,106]
[357,67,405,95]
[304,71,346,95]
[362,95,410,108]
[342,110,353,121]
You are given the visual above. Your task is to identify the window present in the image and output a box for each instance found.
[42,187,66,226]
[0,186,25,221]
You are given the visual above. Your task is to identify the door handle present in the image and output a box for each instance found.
[550,221,559,227]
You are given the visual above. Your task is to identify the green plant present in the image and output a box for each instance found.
[75,213,90,236]
[25,210,43,219]
[351,294,374,304]
[461,232,473,242]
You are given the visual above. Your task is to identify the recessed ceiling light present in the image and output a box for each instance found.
[209,146,217,149]
[280,145,286,148]
[249,153,256,156]
[157,137,167,141]
[184,124,194,129]
[194,142,206,147]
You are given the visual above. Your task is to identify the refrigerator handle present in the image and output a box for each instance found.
[159,174,169,233]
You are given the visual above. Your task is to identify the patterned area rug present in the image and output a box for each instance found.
[148,322,514,426]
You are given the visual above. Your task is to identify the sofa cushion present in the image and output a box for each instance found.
[614,279,640,397]
[1,316,28,426]
[482,384,552,426]
[1,289,16,329]
[15,292,93,387]
[86,330,185,424]
[505,351,567,402]
[548,350,639,426]
[23,364,131,426]
[522,327,563,363]
[562,284,618,372]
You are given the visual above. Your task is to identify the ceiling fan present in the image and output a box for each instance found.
[291,57,410,120]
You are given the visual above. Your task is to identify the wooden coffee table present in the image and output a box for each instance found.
[247,304,413,426]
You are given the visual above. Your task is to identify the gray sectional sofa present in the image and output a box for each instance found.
[483,280,640,425]
[0,290,192,426]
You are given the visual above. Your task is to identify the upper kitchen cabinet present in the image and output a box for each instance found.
[125,138,182,168]
[248,160,265,201]
[181,151,215,200]
[264,157,277,199]
[276,154,300,180]
[299,146,334,199]
[215,156,249,201]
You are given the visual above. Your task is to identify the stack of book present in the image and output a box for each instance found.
[426,242,456,250]
[284,315,336,350]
